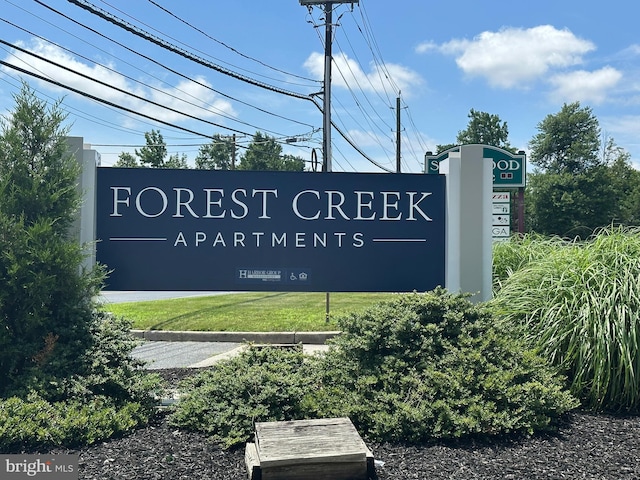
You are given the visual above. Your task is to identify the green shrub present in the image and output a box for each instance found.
[0,313,163,451]
[7,312,163,408]
[170,346,315,448]
[171,289,577,447]
[306,289,577,442]
[0,392,148,452]
[492,226,640,412]
[0,83,161,451]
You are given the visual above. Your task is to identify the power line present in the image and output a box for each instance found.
[145,0,321,86]
[1,60,217,139]
[1,38,255,137]
[66,0,315,102]
[27,1,318,132]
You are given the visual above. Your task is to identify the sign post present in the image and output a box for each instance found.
[427,145,527,240]
[439,145,493,302]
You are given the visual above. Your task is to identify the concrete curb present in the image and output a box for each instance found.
[131,330,341,345]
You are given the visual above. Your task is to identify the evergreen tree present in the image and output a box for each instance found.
[0,83,104,395]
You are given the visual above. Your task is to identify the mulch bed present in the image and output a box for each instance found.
[52,368,640,479]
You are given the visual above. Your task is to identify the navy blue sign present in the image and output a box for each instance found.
[96,168,446,292]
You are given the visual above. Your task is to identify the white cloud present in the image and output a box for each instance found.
[421,25,595,88]
[601,114,640,139]
[2,39,235,123]
[415,41,438,54]
[616,44,640,59]
[548,67,622,104]
[304,51,423,97]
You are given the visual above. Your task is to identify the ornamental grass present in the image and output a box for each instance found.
[492,226,640,412]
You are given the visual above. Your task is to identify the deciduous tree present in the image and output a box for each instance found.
[457,109,514,151]
[195,134,234,170]
[114,151,139,168]
[528,102,601,175]
[135,129,167,168]
[238,132,305,171]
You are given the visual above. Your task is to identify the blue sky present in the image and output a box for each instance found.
[1,0,638,172]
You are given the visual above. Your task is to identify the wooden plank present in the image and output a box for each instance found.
[254,418,367,468]
[244,442,261,480]
[262,461,367,480]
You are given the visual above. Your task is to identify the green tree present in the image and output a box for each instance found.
[457,109,514,151]
[135,129,167,168]
[525,168,617,237]
[166,152,189,169]
[523,104,635,236]
[195,134,234,170]
[114,151,139,168]
[435,143,458,154]
[602,137,640,225]
[529,102,601,175]
[436,109,515,153]
[0,83,104,394]
[238,132,305,171]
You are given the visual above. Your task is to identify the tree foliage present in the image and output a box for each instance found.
[525,102,638,236]
[0,86,80,233]
[0,83,105,395]
[238,132,305,171]
[114,152,139,168]
[457,109,514,151]
[525,168,617,237]
[116,130,190,168]
[529,102,601,175]
[195,134,234,170]
[436,109,515,153]
[166,152,188,169]
[135,129,167,168]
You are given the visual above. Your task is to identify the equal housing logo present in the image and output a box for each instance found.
[1,455,78,479]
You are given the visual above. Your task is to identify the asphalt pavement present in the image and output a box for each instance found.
[131,340,244,370]
[98,291,233,304]
[100,291,336,369]
[131,339,331,370]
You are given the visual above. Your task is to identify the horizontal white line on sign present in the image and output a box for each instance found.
[372,238,427,243]
[109,237,167,241]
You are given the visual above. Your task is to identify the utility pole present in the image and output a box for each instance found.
[231,133,236,170]
[300,0,358,173]
[396,93,401,173]
[300,1,358,322]
[322,3,333,172]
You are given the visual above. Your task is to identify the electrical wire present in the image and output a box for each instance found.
[145,0,320,86]
[1,60,217,139]
[1,39,255,137]
[25,1,318,132]
[66,0,315,102]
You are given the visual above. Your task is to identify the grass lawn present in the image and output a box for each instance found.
[102,292,397,332]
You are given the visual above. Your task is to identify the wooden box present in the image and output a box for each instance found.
[245,417,374,480]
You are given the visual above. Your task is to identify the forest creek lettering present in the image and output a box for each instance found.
[109,186,436,222]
